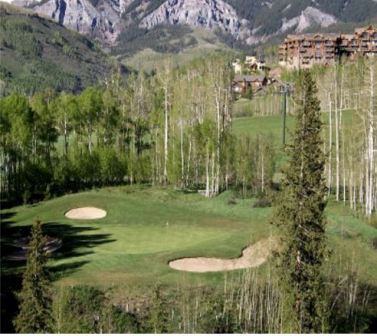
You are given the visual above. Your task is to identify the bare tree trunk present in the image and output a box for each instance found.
[205,144,210,197]
[335,76,340,201]
[328,96,333,197]
[63,113,68,156]
[261,152,265,193]
[180,120,184,187]
[214,85,221,196]
[366,66,375,216]
[164,85,169,184]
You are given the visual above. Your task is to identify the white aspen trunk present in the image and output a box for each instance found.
[211,151,215,197]
[349,166,352,209]
[186,137,192,186]
[261,152,265,193]
[335,77,340,201]
[180,120,184,187]
[366,67,375,216]
[63,113,68,156]
[205,144,210,197]
[214,85,221,196]
[340,108,346,203]
[164,85,169,184]
[328,97,332,196]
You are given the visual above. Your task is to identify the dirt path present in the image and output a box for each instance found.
[169,237,277,273]
[65,207,107,220]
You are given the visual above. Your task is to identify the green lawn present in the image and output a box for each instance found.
[2,186,376,297]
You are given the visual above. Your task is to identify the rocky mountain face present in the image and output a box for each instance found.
[5,0,377,49]
[10,0,130,44]
[139,0,251,42]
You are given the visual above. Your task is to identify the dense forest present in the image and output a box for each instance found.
[2,56,376,216]
[0,55,276,206]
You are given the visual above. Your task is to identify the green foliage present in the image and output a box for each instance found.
[114,25,197,56]
[14,220,53,333]
[146,285,170,333]
[0,3,111,95]
[101,304,139,333]
[53,285,139,333]
[273,71,328,332]
[54,285,105,333]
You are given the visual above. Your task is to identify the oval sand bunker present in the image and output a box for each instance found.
[169,237,277,273]
[65,207,107,220]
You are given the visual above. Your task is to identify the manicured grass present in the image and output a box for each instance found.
[2,186,377,296]
[232,110,357,171]
[232,110,355,143]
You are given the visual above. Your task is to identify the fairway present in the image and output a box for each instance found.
[2,186,377,295]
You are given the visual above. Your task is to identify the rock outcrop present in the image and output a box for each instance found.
[139,0,251,42]
[280,6,337,34]
[12,0,125,44]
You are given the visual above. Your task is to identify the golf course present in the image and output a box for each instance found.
[2,185,377,292]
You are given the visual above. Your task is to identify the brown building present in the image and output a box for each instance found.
[232,75,268,95]
[279,25,377,69]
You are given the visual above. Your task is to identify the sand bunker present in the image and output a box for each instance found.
[169,237,277,273]
[65,207,107,220]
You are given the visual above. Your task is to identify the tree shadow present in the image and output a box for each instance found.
[1,213,115,333]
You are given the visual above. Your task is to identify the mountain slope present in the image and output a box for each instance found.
[0,2,113,94]
[3,0,377,54]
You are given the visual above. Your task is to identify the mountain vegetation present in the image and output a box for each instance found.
[0,3,113,95]
[14,220,53,333]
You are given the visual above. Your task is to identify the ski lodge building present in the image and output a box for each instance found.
[279,25,377,69]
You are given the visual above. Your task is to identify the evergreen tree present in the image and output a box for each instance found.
[273,71,328,332]
[14,220,53,333]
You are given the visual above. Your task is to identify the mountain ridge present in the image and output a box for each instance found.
[2,0,377,53]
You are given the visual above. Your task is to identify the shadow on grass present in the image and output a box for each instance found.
[0,213,115,333]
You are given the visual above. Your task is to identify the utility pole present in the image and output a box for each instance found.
[281,83,290,146]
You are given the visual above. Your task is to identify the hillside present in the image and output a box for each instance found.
[0,3,113,94]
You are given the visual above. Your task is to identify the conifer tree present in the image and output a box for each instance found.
[273,71,328,333]
[14,220,53,333]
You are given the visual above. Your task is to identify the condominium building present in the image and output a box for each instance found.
[279,25,377,69]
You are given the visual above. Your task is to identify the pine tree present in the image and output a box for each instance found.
[14,220,53,333]
[273,71,328,333]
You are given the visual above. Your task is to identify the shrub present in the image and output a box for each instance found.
[253,197,272,208]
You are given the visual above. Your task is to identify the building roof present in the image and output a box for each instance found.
[285,33,339,42]
[355,25,375,34]
[233,75,266,83]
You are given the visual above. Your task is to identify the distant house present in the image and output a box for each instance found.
[232,75,268,95]
[245,56,269,71]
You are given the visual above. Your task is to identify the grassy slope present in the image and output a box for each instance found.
[121,28,236,72]
[232,108,356,168]
[0,3,111,94]
[1,186,376,296]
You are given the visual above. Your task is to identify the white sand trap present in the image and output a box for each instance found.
[65,207,107,220]
[169,237,277,273]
